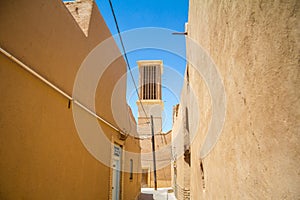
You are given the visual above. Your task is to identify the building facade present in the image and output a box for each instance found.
[172,0,299,199]
[137,60,164,138]
[136,60,171,188]
[0,0,141,199]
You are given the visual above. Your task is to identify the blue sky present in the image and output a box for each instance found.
[96,0,189,132]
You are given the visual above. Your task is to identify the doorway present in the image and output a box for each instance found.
[112,144,122,200]
[141,168,149,187]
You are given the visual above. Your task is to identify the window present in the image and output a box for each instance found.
[185,107,189,132]
[142,65,159,100]
[200,160,205,190]
[186,66,189,84]
[184,149,191,166]
[130,159,133,180]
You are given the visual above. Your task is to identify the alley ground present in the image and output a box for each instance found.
[138,188,177,200]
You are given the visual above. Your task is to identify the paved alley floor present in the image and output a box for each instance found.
[138,188,177,200]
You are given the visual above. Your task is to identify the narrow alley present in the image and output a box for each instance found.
[0,0,299,200]
[138,188,176,200]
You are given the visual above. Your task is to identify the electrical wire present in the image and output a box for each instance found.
[108,0,172,153]
[108,0,150,129]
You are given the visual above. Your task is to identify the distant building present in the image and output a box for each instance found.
[136,60,171,188]
[137,60,164,137]
[0,0,141,199]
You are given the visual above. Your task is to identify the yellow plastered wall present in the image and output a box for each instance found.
[0,0,141,199]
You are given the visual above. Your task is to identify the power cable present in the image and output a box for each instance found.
[108,0,150,130]
[108,1,172,156]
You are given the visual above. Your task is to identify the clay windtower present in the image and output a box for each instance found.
[136,60,164,138]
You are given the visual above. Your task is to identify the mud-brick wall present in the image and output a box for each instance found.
[186,0,299,199]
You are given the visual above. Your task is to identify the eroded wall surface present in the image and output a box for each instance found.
[174,0,299,199]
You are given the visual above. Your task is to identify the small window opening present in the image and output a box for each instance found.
[200,160,205,190]
[185,107,189,132]
[186,66,190,84]
[68,100,71,109]
[129,159,133,180]
[184,149,191,166]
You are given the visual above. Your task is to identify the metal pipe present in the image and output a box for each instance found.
[0,47,126,136]
[73,99,120,132]
[0,47,72,100]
